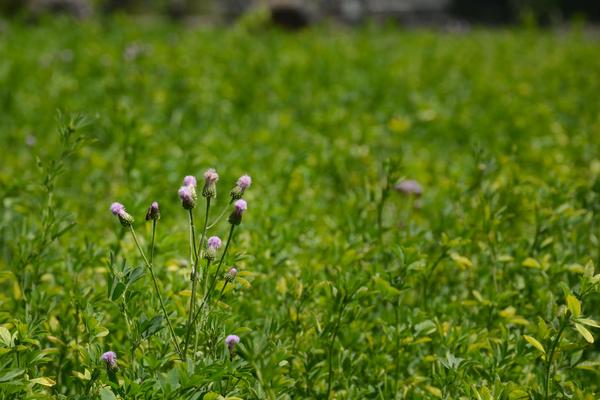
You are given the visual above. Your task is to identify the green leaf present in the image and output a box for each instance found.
[576,318,600,329]
[203,392,224,400]
[29,377,56,387]
[111,282,126,301]
[574,323,594,343]
[523,335,546,354]
[99,387,117,400]
[566,295,581,318]
[0,327,12,346]
[522,258,540,268]
[0,369,25,382]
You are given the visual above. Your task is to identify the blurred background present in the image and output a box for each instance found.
[1,0,599,27]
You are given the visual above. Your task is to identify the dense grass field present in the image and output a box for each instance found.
[1,17,600,399]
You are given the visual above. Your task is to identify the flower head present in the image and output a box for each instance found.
[101,351,117,369]
[183,175,197,187]
[202,168,219,198]
[226,267,238,282]
[111,202,125,216]
[228,199,247,225]
[225,334,240,353]
[207,236,222,250]
[205,236,222,260]
[110,202,134,227]
[394,180,423,197]
[231,175,252,200]
[178,185,196,210]
[145,201,160,221]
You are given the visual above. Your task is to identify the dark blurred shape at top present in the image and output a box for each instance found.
[1,0,599,24]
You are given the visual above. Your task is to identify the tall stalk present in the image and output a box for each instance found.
[129,226,182,358]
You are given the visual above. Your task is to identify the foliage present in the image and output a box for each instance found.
[1,19,600,399]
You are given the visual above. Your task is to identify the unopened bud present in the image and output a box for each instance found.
[145,201,160,221]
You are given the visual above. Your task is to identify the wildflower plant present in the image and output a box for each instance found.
[106,171,252,395]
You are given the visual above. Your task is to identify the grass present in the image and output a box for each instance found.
[1,16,600,399]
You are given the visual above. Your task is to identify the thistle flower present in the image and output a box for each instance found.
[145,201,160,221]
[225,334,240,355]
[205,235,222,260]
[228,199,247,225]
[178,185,196,210]
[202,168,219,198]
[183,175,197,188]
[394,180,423,197]
[110,202,134,227]
[225,267,238,282]
[101,351,117,369]
[230,174,252,200]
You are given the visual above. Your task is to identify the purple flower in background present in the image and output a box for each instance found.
[110,202,134,227]
[178,185,196,210]
[101,351,117,369]
[146,201,160,221]
[183,175,197,187]
[225,335,240,354]
[394,180,423,197]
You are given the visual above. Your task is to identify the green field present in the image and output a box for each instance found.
[1,17,600,399]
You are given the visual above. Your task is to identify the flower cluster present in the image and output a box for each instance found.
[109,170,251,362]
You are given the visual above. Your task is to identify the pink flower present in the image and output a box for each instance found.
[202,168,219,198]
[228,199,247,225]
[225,334,240,351]
[207,236,222,250]
[110,202,134,227]
[101,351,117,369]
[226,267,238,281]
[110,202,125,216]
[394,180,423,197]
[183,175,197,187]
[204,168,219,183]
[237,175,251,189]
[146,201,160,221]
[234,199,247,212]
[178,185,196,209]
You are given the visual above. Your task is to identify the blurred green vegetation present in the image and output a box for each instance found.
[0,18,600,398]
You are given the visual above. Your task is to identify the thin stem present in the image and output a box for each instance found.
[150,219,157,266]
[206,199,233,230]
[544,317,567,400]
[129,226,182,358]
[193,224,235,324]
[183,209,201,359]
[199,198,212,289]
[218,280,230,300]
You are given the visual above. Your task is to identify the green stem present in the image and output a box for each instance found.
[129,225,182,358]
[206,199,233,230]
[199,198,212,290]
[544,317,567,400]
[183,209,200,359]
[193,224,235,324]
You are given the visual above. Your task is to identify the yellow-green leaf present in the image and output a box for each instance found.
[576,318,600,329]
[450,253,473,268]
[575,323,594,343]
[523,335,546,354]
[566,295,581,318]
[425,385,442,398]
[29,377,56,387]
[522,258,540,268]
